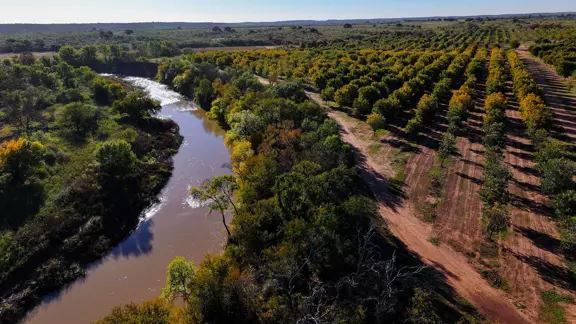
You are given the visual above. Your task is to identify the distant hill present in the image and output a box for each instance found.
[0,12,574,34]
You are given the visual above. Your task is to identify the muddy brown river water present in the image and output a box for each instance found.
[24,77,231,324]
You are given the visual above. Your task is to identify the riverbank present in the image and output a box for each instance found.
[21,77,231,324]
[0,75,183,324]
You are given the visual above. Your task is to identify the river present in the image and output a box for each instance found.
[24,77,231,324]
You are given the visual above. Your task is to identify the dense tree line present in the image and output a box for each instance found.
[529,40,576,78]
[0,52,181,322]
[371,53,449,120]
[479,49,512,239]
[405,45,477,135]
[53,42,180,73]
[486,48,507,95]
[97,57,482,323]
[507,50,576,249]
[0,23,498,55]
[446,48,487,134]
[507,51,552,133]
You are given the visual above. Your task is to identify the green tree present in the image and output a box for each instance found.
[95,140,137,176]
[112,92,161,118]
[96,299,173,324]
[374,97,401,118]
[334,84,358,107]
[58,45,78,64]
[0,138,45,228]
[482,202,510,239]
[0,138,45,184]
[358,85,380,106]
[553,190,576,220]
[190,175,239,238]
[539,158,576,195]
[94,78,126,105]
[4,88,48,135]
[483,121,506,149]
[194,78,214,110]
[162,257,196,303]
[366,112,385,135]
[269,82,307,103]
[438,132,456,166]
[80,45,99,65]
[408,288,443,324]
[479,150,511,206]
[56,102,100,139]
[352,97,371,116]
[320,86,335,102]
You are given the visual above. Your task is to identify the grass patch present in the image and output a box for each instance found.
[541,290,572,304]
[417,202,437,223]
[539,290,572,324]
[374,128,388,138]
[540,290,572,324]
[566,261,576,282]
[541,303,567,324]
[368,143,381,156]
[455,295,473,308]
[429,237,440,246]
[465,251,476,259]
[390,152,410,191]
[428,166,445,198]
[447,239,471,256]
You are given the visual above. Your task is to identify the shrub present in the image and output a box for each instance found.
[56,102,101,138]
[95,140,137,176]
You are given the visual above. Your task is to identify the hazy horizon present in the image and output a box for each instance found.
[1,0,575,24]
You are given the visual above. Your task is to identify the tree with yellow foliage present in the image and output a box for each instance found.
[519,93,553,133]
[0,138,45,229]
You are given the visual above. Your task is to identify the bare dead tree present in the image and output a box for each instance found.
[296,225,428,323]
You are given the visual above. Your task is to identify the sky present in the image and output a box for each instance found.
[1,0,575,24]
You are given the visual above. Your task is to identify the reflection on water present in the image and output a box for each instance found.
[24,77,231,324]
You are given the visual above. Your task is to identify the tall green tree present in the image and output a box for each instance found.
[113,92,161,118]
[190,175,238,238]
[95,140,137,176]
[162,257,196,303]
[56,102,100,139]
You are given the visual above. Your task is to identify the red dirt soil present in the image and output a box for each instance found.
[329,110,529,324]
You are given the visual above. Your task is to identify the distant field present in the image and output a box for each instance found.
[0,51,55,59]
[192,45,278,52]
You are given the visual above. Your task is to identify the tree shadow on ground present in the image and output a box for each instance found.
[509,193,553,215]
[507,163,540,177]
[455,171,483,185]
[505,247,576,292]
[515,225,561,255]
[352,146,406,213]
